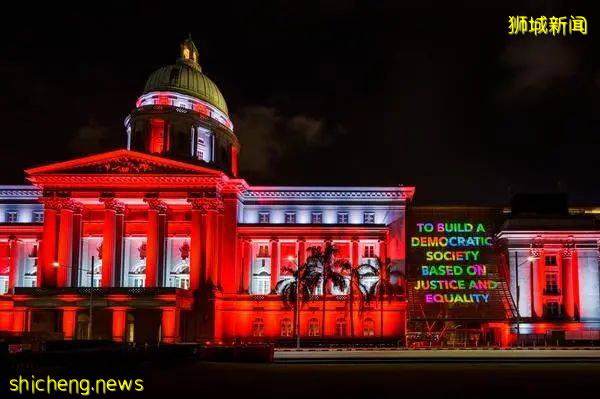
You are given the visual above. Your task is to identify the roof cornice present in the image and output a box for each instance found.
[243,185,415,202]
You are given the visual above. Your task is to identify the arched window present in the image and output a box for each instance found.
[252,318,264,337]
[335,318,347,337]
[183,47,190,59]
[308,318,320,337]
[363,318,375,337]
[280,318,293,337]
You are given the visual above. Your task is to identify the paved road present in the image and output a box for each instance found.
[143,361,600,399]
[276,348,600,362]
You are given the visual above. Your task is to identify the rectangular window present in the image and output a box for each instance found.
[545,255,557,266]
[33,211,44,223]
[149,118,165,154]
[195,127,211,162]
[545,273,559,294]
[363,245,375,258]
[363,212,375,224]
[284,212,296,224]
[311,212,323,224]
[337,212,349,224]
[258,212,270,224]
[5,211,18,223]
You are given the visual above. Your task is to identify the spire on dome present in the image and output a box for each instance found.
[179,34,201,71]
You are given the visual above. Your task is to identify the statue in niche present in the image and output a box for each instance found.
[171,241,190,274]
[138,243,147,260]
[179,241,190,260]
[130,242,147,275]
[29,244,38,258]
[96,243,103,260]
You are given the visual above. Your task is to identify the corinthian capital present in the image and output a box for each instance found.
[100,197,126,214]
[187,198,223,213]
[39,197,66,211]
[561,247,573,259]
[144,198,168,213]
[61,199,84,213]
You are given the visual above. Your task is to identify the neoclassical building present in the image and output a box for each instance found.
[0,38,413,344]
[0,39,598,346]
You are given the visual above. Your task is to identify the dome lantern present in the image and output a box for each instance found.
[124,37,240,177]
[179,34,201,72]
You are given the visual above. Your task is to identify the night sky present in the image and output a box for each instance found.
[2,1,598,205]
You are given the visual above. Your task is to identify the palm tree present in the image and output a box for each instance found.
[344,262,373,338]
[364,257,404,337]
[275,261,320,343]
[305,244,348,338]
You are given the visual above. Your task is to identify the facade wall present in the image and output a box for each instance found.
[578,249,600,321]
[0,181,412,343]
[508,249,534,318]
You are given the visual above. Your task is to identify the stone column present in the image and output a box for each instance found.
[204,206,218,286]
[351,239,359,267]
[8,236,20,293]
[39,198,62,288]
[379,239,387,263]
[562,247,575,319]
[61,307,78,340]
[242,239,252,293]
[12,308,28,333]
[234,238,243,292]
[57,200,82,288]
[57,206,73,287]
[530,247,543,319]
[215,208,224,287]
[222,196,240,293]
[100,198,125,288]
[144,198,167,287]
[111,307,128,342]
[270,239,279,292]
[188,199,206,291]
[298,239,306,265]
[70,208,83,287]
[161,307,180,343]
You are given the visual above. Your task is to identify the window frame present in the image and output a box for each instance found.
[337,212,349,224]
[363,212,375,224]
[311,212,323,224]
[284,211,297,224]
[258,212,270,224]
[33,210,44,223]
[5,211,18,223]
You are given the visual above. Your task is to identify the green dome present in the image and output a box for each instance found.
[143,38,228,115]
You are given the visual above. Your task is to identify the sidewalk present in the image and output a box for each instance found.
[275,348,600,362]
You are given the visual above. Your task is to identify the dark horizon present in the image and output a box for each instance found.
[2,1,598,206]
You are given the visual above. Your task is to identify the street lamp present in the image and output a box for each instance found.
[286,254,301,350]
[514,252,536,344]
[53,256,97,339]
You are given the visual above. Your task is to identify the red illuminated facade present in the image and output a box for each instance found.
[0,38,413,344]
[0,39,599,347]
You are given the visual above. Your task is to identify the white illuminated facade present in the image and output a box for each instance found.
[134,91,233,131]
[498,229,600,323]
[240,186,408,225]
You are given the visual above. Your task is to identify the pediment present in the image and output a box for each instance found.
[26,150,224,177]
